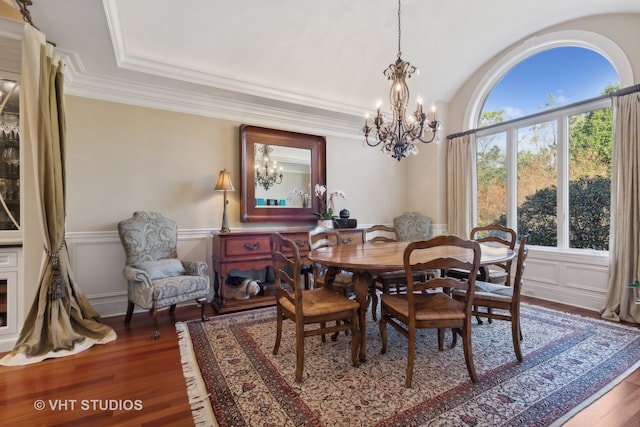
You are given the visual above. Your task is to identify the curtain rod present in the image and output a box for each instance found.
[14,0,56,45]
[611,83,640,97]
[447,83,640,141]
[15,0,37,30]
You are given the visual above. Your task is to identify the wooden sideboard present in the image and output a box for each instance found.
[211,228,362,313]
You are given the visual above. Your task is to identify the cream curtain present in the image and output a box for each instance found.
[446,133,476,238]
[601,87,640,324]
[0,24,116,366]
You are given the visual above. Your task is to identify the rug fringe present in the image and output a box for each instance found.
[176,322,218,427]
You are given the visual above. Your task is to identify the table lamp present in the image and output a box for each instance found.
[214,169,235,232]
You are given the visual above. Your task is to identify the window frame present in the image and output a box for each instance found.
[475,96,611,252]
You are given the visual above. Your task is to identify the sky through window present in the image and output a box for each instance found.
[481,47,619,120]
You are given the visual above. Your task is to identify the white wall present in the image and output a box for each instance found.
[58,96,412,317]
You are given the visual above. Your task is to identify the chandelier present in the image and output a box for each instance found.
[362,0,440,161]
[254,144,283,191]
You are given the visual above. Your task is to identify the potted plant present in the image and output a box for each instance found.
[313,184,347,228]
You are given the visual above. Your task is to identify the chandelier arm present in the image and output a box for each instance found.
[364,135,383,147]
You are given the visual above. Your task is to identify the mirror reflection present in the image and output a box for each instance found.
[254,144,311,208]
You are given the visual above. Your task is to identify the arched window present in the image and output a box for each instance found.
[480,47,618,124]
[472,38,627,251]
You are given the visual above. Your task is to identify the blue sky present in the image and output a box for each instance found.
[482,47,619,119]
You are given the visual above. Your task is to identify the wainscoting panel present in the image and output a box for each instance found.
[64,230,610,317]
[65,230,214,318]
[521,248,609,311]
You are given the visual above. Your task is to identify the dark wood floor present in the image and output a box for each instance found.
[0,297,638,426]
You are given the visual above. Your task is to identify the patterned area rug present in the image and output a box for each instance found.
[176,304,640,426]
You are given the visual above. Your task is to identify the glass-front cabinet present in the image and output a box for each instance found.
[0,75,22,350]
[0,77,19,234]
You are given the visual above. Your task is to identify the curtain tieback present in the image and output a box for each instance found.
[46,242,65,300]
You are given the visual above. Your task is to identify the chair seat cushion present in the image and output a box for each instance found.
[279,287,359,317]
[136,258,186,280]
[486,270,507,284]
[316,272,353,288]
[378,270,407,280]
[381,292,465,320]
[452,280,514,303]
[152,275,209,301]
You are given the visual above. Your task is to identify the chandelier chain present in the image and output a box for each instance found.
[397,0,402,59]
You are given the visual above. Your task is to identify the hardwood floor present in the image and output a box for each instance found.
[0,297,638,426]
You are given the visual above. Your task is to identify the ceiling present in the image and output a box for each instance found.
[8,0,640,133]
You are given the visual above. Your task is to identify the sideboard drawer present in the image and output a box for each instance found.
[223,235,271,257]
[283,232,310,253]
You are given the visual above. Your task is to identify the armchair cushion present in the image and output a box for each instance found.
[135,258,186,280]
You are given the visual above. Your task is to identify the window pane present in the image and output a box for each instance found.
[568,108,611,250]
[476,132,507,227]
[517,121,557,247]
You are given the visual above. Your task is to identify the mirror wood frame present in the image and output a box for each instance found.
[240,124,326,222]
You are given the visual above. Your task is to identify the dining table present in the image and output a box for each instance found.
[306,239,516,362]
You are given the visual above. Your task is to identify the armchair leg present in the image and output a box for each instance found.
[197,297,209,322]
[152,308,160,340]
[124,301,135,325]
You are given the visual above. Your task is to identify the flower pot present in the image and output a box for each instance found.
[317,219,333,229]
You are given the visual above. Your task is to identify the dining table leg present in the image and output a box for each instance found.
[352,271,372,362]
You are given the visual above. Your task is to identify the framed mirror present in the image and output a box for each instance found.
[240,125,326,222]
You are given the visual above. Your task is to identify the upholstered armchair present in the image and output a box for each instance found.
[118,211,210,339]
[393,211,432,242]
[387,212,436,292]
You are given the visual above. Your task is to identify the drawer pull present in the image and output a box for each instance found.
[295,240,306,247]
[244,242,261,250]
[340,237,352,244]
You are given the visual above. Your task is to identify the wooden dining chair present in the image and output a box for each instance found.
[451,233,529,362]
[270,232,360,382]
[447,224,516,285]
[362,225,430,319]
[379,235,481,387]
[308,226,378,321]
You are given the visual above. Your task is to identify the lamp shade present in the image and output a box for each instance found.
[214,169,235,192]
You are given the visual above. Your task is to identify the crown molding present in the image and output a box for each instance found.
[60,49,364,140]
[102,0,366,124]
[0,14,366,140]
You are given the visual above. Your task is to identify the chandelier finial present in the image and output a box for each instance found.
[362,0,440,161]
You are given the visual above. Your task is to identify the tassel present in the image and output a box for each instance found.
[46,246,65,300]
[48,264,64,300]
